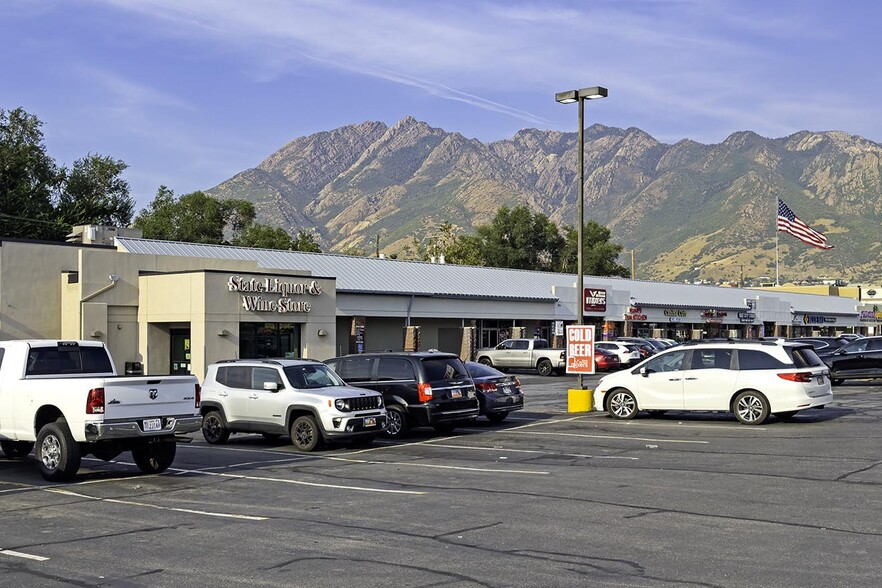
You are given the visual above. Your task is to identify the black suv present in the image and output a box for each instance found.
[819,336,882,385]
[325,352,479,438]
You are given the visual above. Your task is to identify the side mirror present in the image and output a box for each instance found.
[640,367,649,378]
[263,381,280,392]
[496,344,505,350]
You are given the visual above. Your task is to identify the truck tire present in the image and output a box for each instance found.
[36,419,81,482]
[537,359,554,376]
[1,440,34,459]
[384,405,410,439]
[132,441,176,474]
[202,410,230,445]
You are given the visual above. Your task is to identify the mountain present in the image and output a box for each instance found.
[206,117,882,284]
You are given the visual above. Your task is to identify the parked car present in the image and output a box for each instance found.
[594,340,832,425]
[325,352,479,438]
[819,336,882,385]
[791,336,851,352]
[475,338,566,376]
[463,362,524,422]
[616,338,656,358]
[594,347,622,372]
[200,359,386,451]
[595,341,642,366]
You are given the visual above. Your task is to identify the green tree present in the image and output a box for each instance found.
[234,225,322,252]
[291,230,321,253]
[55,153,134,230]
[0,108,61,239]
[470,206,565,271]
[561,221,630,277]
[402,222,481,265]
[133,188,255,244]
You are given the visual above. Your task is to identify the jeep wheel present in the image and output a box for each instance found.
[537,359,554,376]
[290,415,322,452]
[384,405,410,439]
[132,441,176,474]
[36,419,81,482]
[202,411,230,445]
[733,390,770,425]
[1,440,34,459]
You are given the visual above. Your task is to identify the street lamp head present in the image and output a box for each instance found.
[555,90,578,104]
[555,86,608,104]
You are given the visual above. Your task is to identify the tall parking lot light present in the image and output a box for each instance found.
[555,86,608,390]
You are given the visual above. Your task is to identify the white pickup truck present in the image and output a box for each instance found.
[475,338,567,376]
[0,340,201,481]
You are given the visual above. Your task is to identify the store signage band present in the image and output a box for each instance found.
[664,309,687,317]
[228,276,322,314]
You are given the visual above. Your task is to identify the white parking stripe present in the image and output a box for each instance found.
[505,431,710,444]
[0,549,49,562]
[167,467,429,494]
[324,456,550,474]
[45,488,269,520]
[411,442,639,460]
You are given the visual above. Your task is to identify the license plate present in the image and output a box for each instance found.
[451,389,462,398]
[143,418,162,432]
[502,386,512,395]
[364,417,377,428]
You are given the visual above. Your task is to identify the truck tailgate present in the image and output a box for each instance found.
[101,376,199,420]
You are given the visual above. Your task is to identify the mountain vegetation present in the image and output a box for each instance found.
[207,117,882,284]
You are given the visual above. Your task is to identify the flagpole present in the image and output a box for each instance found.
[775,197,780,286]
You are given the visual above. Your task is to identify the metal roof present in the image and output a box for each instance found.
[115,237,861,315]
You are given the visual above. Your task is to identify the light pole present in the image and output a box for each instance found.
[556,86,608,390]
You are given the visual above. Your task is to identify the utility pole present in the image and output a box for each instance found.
[631,250,635,279]
[739,264,744,288]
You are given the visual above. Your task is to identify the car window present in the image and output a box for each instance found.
[533,339,549,349]
[286,364,345,388]
[737,349,788,370]
[512,340,530,350]
[644,350,687,373]
[422,357,469,381]
[788,347,825,368]
[624,345,639,352]
[500,340,515,350]
[466,362,503,378]
[843,339,869,353]
[868,339,882,351]
[223,366,250,389]
[377,357,415,381]
[252,367,281,390]
[26,346,114,375]
[691,349,732,370]
[336,356,374,381]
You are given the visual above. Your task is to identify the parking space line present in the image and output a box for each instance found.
[44,488,269,521]
[504,431,710,444]
[601,421,767,431]
[412,442,639,460]
[167,467,429,494]
[323,456,550,474]
[0,549,49,562]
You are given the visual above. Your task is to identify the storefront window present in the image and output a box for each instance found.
[239,323,301,359]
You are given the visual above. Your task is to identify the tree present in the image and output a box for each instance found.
[469,206,565,271]
[234,225,322,252]
[133,188,255,244]
[291,230,321,253]
[55,153,134,230]
[402,221,481,265]
[561,221,630,277]
[0,108,61,239]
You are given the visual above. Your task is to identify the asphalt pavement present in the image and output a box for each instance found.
[2,372,882,587]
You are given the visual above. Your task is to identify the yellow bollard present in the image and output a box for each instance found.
[567,388,594,413]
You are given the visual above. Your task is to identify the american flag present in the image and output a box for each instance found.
[777,199,833,250]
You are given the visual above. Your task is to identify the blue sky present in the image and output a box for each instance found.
[3,0,880,212]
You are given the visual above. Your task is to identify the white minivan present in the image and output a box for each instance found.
[594,340,832,425]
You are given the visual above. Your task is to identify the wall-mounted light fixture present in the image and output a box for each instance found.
[317,329,328,337]
[90,330,103,338]
[217,329,230,337]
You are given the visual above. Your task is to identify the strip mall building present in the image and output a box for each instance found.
[0,230,877,380]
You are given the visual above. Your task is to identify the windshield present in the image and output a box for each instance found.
[283,364,346,389]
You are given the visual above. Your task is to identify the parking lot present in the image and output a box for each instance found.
[3,373,882,587]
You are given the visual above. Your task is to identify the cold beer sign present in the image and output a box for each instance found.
[565,325,595,374]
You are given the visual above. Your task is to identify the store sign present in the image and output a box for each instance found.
[584,288,607,312]
[664,309,687,317]
[624,313,648,321]
[737,312,756,322]
[799,314,837,325]
[565,325,595,375]
[860,306,882,322]
[701,309,727,319]
[668,317,684,323]
[228,276,322,314]
[745,299,757,310]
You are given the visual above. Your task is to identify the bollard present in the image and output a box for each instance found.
[567,388,594,413]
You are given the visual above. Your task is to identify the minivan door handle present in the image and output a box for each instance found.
[685,377,698,381]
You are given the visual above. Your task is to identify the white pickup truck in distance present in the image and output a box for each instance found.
[476,338,567,376]
[0,340,201,481]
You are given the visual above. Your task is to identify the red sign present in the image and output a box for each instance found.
[584,288,607,312]
[565,325,595,375]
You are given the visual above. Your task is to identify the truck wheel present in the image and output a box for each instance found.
[1,440,34,459]
[537,359,554,376]
[36,419,81,482]
[202,411,230,445]
[290,415,322,452]
[478,357,493,367]
[132,441,176,474]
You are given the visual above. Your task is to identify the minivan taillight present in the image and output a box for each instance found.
[195,383,201,408]
[86,387,105,414]
[418,382,433,402]
[778,372,812,383]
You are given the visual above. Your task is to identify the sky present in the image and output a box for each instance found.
[3,0,881,212]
